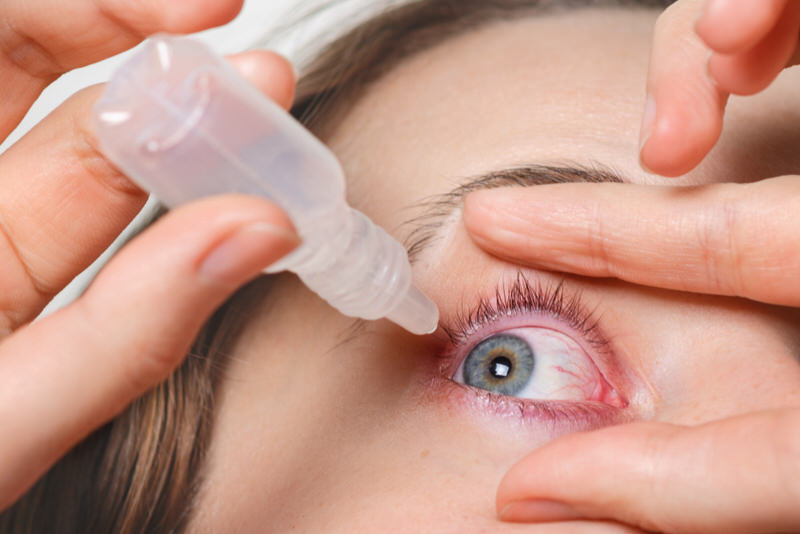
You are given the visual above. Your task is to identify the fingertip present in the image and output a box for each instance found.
[495,469,526,518]
[494,449,525,507]
[462,189,522,250]
[707,54,768,96]
[92,194,297,296]
[168,195,299,288]
[706,1,800,97]
[228,50,297,110]
[494,433,582,513]
[158,0,245,34]
[694,1,741,55]
[644,0,730,177]
[463,189,496,226]
[462,189,492,225]
[695,0,788,55]
[639,92,725,177]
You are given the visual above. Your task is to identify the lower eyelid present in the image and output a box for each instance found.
[423,374,631,434]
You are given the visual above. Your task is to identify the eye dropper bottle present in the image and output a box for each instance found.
[93,35,439,335]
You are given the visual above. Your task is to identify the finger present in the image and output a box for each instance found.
[498,520,646,534]
[0,51,295,333]
[0,194,298,510]
[706,1,800,95]
[463,177,800,306]
[1,0,244,138]
[695,0,788,54]
[227,50,296,110]
[496,410,800,533]
[639,0,729,177]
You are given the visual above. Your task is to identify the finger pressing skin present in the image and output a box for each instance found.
[0,0,244,138]
[0,194,298,511]
[462,177,800,306]
[639,0,728,177]
[706,1,800,95]
[696,0,788,54]
[0,51,295,334]
[496,410,800,533]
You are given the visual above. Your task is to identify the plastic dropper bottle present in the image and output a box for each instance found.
[93,35,439,335]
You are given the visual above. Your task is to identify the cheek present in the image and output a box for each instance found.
[618,293,800,425]
[302,416,504,530]
[249,387,534,533]
[672,334,800,424]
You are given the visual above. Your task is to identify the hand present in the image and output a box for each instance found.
[0,0,298,511]
[640,0,800,176]
[462,1,800,531]
[462,0,800,308]
[465,178,800,533]
[463,176,800,307]
[495,409,800,534]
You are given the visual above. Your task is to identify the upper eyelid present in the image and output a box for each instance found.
[435,271,625,394]
[441,272,606,351]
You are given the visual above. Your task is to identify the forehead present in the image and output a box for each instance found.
[326,8,656,229]
[325,6,800,234]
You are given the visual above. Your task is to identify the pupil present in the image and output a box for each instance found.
[490,356,513,379]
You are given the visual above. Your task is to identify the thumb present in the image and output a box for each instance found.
[496,410,800,533]
[0,194,298,510]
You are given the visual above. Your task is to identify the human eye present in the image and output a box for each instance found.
[434,273,630,427]
[453,327,622,406]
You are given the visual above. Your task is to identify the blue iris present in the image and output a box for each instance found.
[462,334,535,395]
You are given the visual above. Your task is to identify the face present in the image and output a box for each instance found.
[189,8,800,533]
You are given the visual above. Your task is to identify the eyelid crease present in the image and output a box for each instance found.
[400,162,625,262]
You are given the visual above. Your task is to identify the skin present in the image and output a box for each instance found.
[0,0,298,511]
[641,0,800,177]
[2,2,798,532]
[184,8,800,533]
[464,2,800,531]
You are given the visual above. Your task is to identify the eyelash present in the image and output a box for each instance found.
[430,272,627,428]
[442,272,606,350]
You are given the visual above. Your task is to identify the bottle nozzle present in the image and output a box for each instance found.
[386,284,439,335]
[93,35,440,336]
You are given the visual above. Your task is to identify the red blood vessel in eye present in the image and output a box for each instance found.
[424,275,636,433]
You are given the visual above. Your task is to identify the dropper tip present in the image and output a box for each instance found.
[386,284,439,335]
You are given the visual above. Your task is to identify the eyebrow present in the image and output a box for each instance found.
[401,163,625,261]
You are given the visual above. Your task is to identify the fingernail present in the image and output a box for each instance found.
[639,94,656,151]
[499,499,581,523]
[200,222,299,283]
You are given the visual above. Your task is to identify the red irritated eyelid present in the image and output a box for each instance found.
[448,316,626,408]
[428,275,633,430]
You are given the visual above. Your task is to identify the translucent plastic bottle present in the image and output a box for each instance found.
[93,35,439,335]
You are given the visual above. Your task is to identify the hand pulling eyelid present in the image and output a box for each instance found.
[92,34,439,335]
